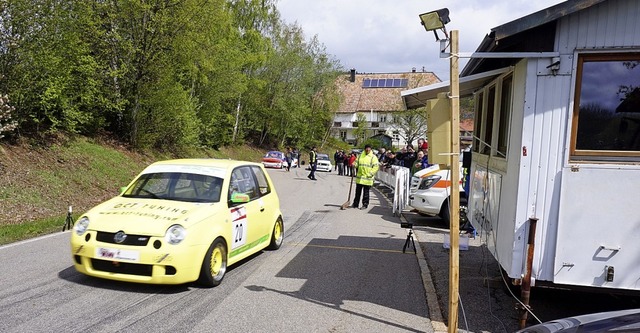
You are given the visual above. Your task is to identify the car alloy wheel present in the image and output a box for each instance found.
[198,238,227,287]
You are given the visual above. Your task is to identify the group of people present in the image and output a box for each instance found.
[378,138,431,174]
[333,150,357,176]
[305,138,431,210]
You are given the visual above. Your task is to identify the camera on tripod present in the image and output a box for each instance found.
[401,222,416,253]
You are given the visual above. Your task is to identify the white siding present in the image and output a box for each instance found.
[556,0,640,52]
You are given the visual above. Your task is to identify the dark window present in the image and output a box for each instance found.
[473,92,484,153]
[496,75,512,157]
[481,86,496,154]
[572,53,640,161]
[333,122,341,127]
[371,122,379,128]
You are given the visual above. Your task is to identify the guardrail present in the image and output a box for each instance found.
[376,165,411,216]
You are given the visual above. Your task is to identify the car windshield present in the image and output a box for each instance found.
[265,151,282,158]
[318,154,329,160]
[122,172,223,203]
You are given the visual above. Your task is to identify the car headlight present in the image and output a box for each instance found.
[74,217,90,236]
[419,175,442,190]
[165,224,187,245]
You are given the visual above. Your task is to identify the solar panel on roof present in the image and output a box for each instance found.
[361,78,410,88]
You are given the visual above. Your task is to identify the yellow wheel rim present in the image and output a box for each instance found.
[210,245,223,277]
[274,221,282,241]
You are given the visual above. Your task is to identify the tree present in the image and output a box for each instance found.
[352,112,368,146]
[391,107,428,146]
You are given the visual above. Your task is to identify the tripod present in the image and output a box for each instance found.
[403,229,416,254]
[62,206,74,232]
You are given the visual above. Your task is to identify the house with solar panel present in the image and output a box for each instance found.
[332,69,440,147]
[402,0,640,292]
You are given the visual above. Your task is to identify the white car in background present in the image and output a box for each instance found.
[408,163,467,227]
[316,153,332,172]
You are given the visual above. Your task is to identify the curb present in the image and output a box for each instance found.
[399,212,447,333]
[373,184,446,333]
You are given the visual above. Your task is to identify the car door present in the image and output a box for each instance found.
[228,166,262,259]
[250,165,277,238]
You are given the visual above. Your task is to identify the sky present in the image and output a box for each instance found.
[276,0,565,81]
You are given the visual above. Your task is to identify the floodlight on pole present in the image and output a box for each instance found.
[419,8,460,333]
[419,8,450,41]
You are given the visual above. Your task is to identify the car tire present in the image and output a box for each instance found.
[198,238,227,287]
[439,201,451,225]
[266,218,284,250]
[439,196,468,228]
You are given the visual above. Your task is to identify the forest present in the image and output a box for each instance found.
[0,0,344,151]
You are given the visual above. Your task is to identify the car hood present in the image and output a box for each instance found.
[82,196,224,236]
[518,309,640,333]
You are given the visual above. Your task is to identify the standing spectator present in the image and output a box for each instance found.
[383,151,398,167]
[411,150,430,174]
[377,147,386,160]
[285,147,293,172]
[348,152,357,177]
[307,146,318,180]
[402,145,417,170]
[395,147,406,167]
[336,150,345,176]
[418,138,429,152]
[334,150,340,171]
[352,144,379,210]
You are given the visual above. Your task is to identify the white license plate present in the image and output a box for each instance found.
[95,247,140,262]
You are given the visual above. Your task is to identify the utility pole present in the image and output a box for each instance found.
[448,29,461,333]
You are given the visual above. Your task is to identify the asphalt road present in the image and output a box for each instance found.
[0,166,432,333]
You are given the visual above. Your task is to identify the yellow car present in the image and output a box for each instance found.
[70,159,284,287]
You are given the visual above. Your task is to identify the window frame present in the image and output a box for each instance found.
[473,71,513,159]
[570,52,640,161]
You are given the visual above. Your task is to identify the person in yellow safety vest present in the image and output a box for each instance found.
[352,144,379,210]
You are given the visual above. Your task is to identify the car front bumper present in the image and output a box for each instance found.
[71,231,206,285]
[408,190,444,215]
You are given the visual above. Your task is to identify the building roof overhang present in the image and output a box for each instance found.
[401,67,510,109]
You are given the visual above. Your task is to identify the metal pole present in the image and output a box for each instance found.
[448,29,460,333]
[519,217,538,329]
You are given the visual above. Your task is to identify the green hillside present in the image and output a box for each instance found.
[0,136,266,245]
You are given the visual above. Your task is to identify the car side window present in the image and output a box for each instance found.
[251,166,271,196]
[229,167,259,201]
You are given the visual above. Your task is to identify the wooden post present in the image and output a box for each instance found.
[519,217,538,329]
[448,29,461,333]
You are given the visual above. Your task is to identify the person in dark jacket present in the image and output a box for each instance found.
[336,150,345,176]
[307,146,318,180]
[402,145,417,170]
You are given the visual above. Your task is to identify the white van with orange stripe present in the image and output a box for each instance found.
[408,163,466,225]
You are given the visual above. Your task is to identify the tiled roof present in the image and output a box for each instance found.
[336,71,440,113]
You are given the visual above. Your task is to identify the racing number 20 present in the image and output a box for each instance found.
[235,223,243,243]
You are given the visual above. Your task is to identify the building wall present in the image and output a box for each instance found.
[332,71,440,147]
